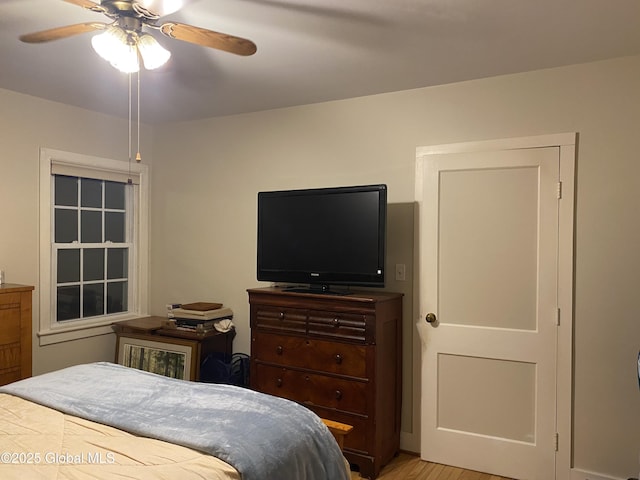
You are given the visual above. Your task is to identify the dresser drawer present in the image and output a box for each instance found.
[252,332,368,378]
[305,338,367,378]
[252,306,306,334]
[253,364,306,402]
[307,310,368,343]
[0,344,21,370]
[0,292,22,308]
[0,310,21,345]
[0,367,21,386]
[253,363,368,415]
[305,371,368,415]
[252,332,308,369]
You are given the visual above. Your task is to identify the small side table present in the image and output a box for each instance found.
[113,316,235,381]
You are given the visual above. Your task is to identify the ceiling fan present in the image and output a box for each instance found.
[19,0,257,72]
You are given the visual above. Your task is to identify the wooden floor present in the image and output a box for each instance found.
[350,453,515,480]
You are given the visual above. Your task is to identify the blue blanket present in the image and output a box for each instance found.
[0,362,349,480]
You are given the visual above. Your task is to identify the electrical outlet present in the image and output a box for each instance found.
[395,264,406,281]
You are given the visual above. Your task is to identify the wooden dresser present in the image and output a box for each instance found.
[0,284,34,386]
[248,287,402,479]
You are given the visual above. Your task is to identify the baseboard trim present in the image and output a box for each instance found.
[571,467,631,480]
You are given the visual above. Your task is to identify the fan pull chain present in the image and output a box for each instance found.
[127,72,133,184]
[136,69,141,163]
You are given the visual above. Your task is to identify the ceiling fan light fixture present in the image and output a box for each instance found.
[91,25,126,61]
[137,33,171,70]
[111,42,140,73]
[91,25,139,73]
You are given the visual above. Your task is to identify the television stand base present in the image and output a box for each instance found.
[282,285,349,296]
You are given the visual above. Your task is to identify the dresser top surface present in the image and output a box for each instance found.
[247,286,402,303]
[0,284,34,294]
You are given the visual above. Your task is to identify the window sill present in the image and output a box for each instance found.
[37,313,144,346]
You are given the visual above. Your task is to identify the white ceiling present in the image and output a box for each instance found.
[1,0,640,124]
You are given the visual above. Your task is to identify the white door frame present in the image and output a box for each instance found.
[415,132,576,479]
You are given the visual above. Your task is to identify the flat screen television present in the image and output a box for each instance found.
[257,184,387,293]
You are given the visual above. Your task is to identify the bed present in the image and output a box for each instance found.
[0,362,351,480]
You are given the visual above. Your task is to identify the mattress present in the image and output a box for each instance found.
[0,393,240,480]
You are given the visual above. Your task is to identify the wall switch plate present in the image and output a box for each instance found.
[395,264,406,281]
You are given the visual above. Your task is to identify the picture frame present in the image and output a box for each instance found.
[116,333,198,380]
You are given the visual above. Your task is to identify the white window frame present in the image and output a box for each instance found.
[38,148,150,345]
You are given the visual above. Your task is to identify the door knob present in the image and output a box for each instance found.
[425,312,437,323]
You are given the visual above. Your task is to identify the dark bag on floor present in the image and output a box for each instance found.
[201,352,250,387]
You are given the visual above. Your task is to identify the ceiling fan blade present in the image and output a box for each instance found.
[62,0,107,14]
[20,22,107,43]
[160,22,257,56]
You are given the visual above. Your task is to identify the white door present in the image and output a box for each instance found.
[416,144,561,480]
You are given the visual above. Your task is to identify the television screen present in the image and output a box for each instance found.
[257,184,387,291]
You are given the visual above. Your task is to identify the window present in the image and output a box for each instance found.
[39,149,149,345]
[54,176,130,321]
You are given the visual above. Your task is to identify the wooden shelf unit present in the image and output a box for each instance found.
[113,316,235,381]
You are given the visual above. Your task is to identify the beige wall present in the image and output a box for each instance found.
[0,54,638,478]
[151,55,640,478]
[0,88,153,372]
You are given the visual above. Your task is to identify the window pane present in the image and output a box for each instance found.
[105,181,125,210]
[105,212,125,242]
[83,248,105,281]
[81,210,102,243]
[107,281,128,313]
[54,176,77,207]
[107,248,128,279]
[83,283,104,318]
[57,285,80,321]
[55,209,78,243]
[81,178,102,208]
[57,249,80,283]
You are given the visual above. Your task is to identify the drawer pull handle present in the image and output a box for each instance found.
[279,312,285,320]
[276,378,283,387]
[334,354,343,364]
[276,345,283,355]
[332,318,340,327]
[335,390,342,400]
